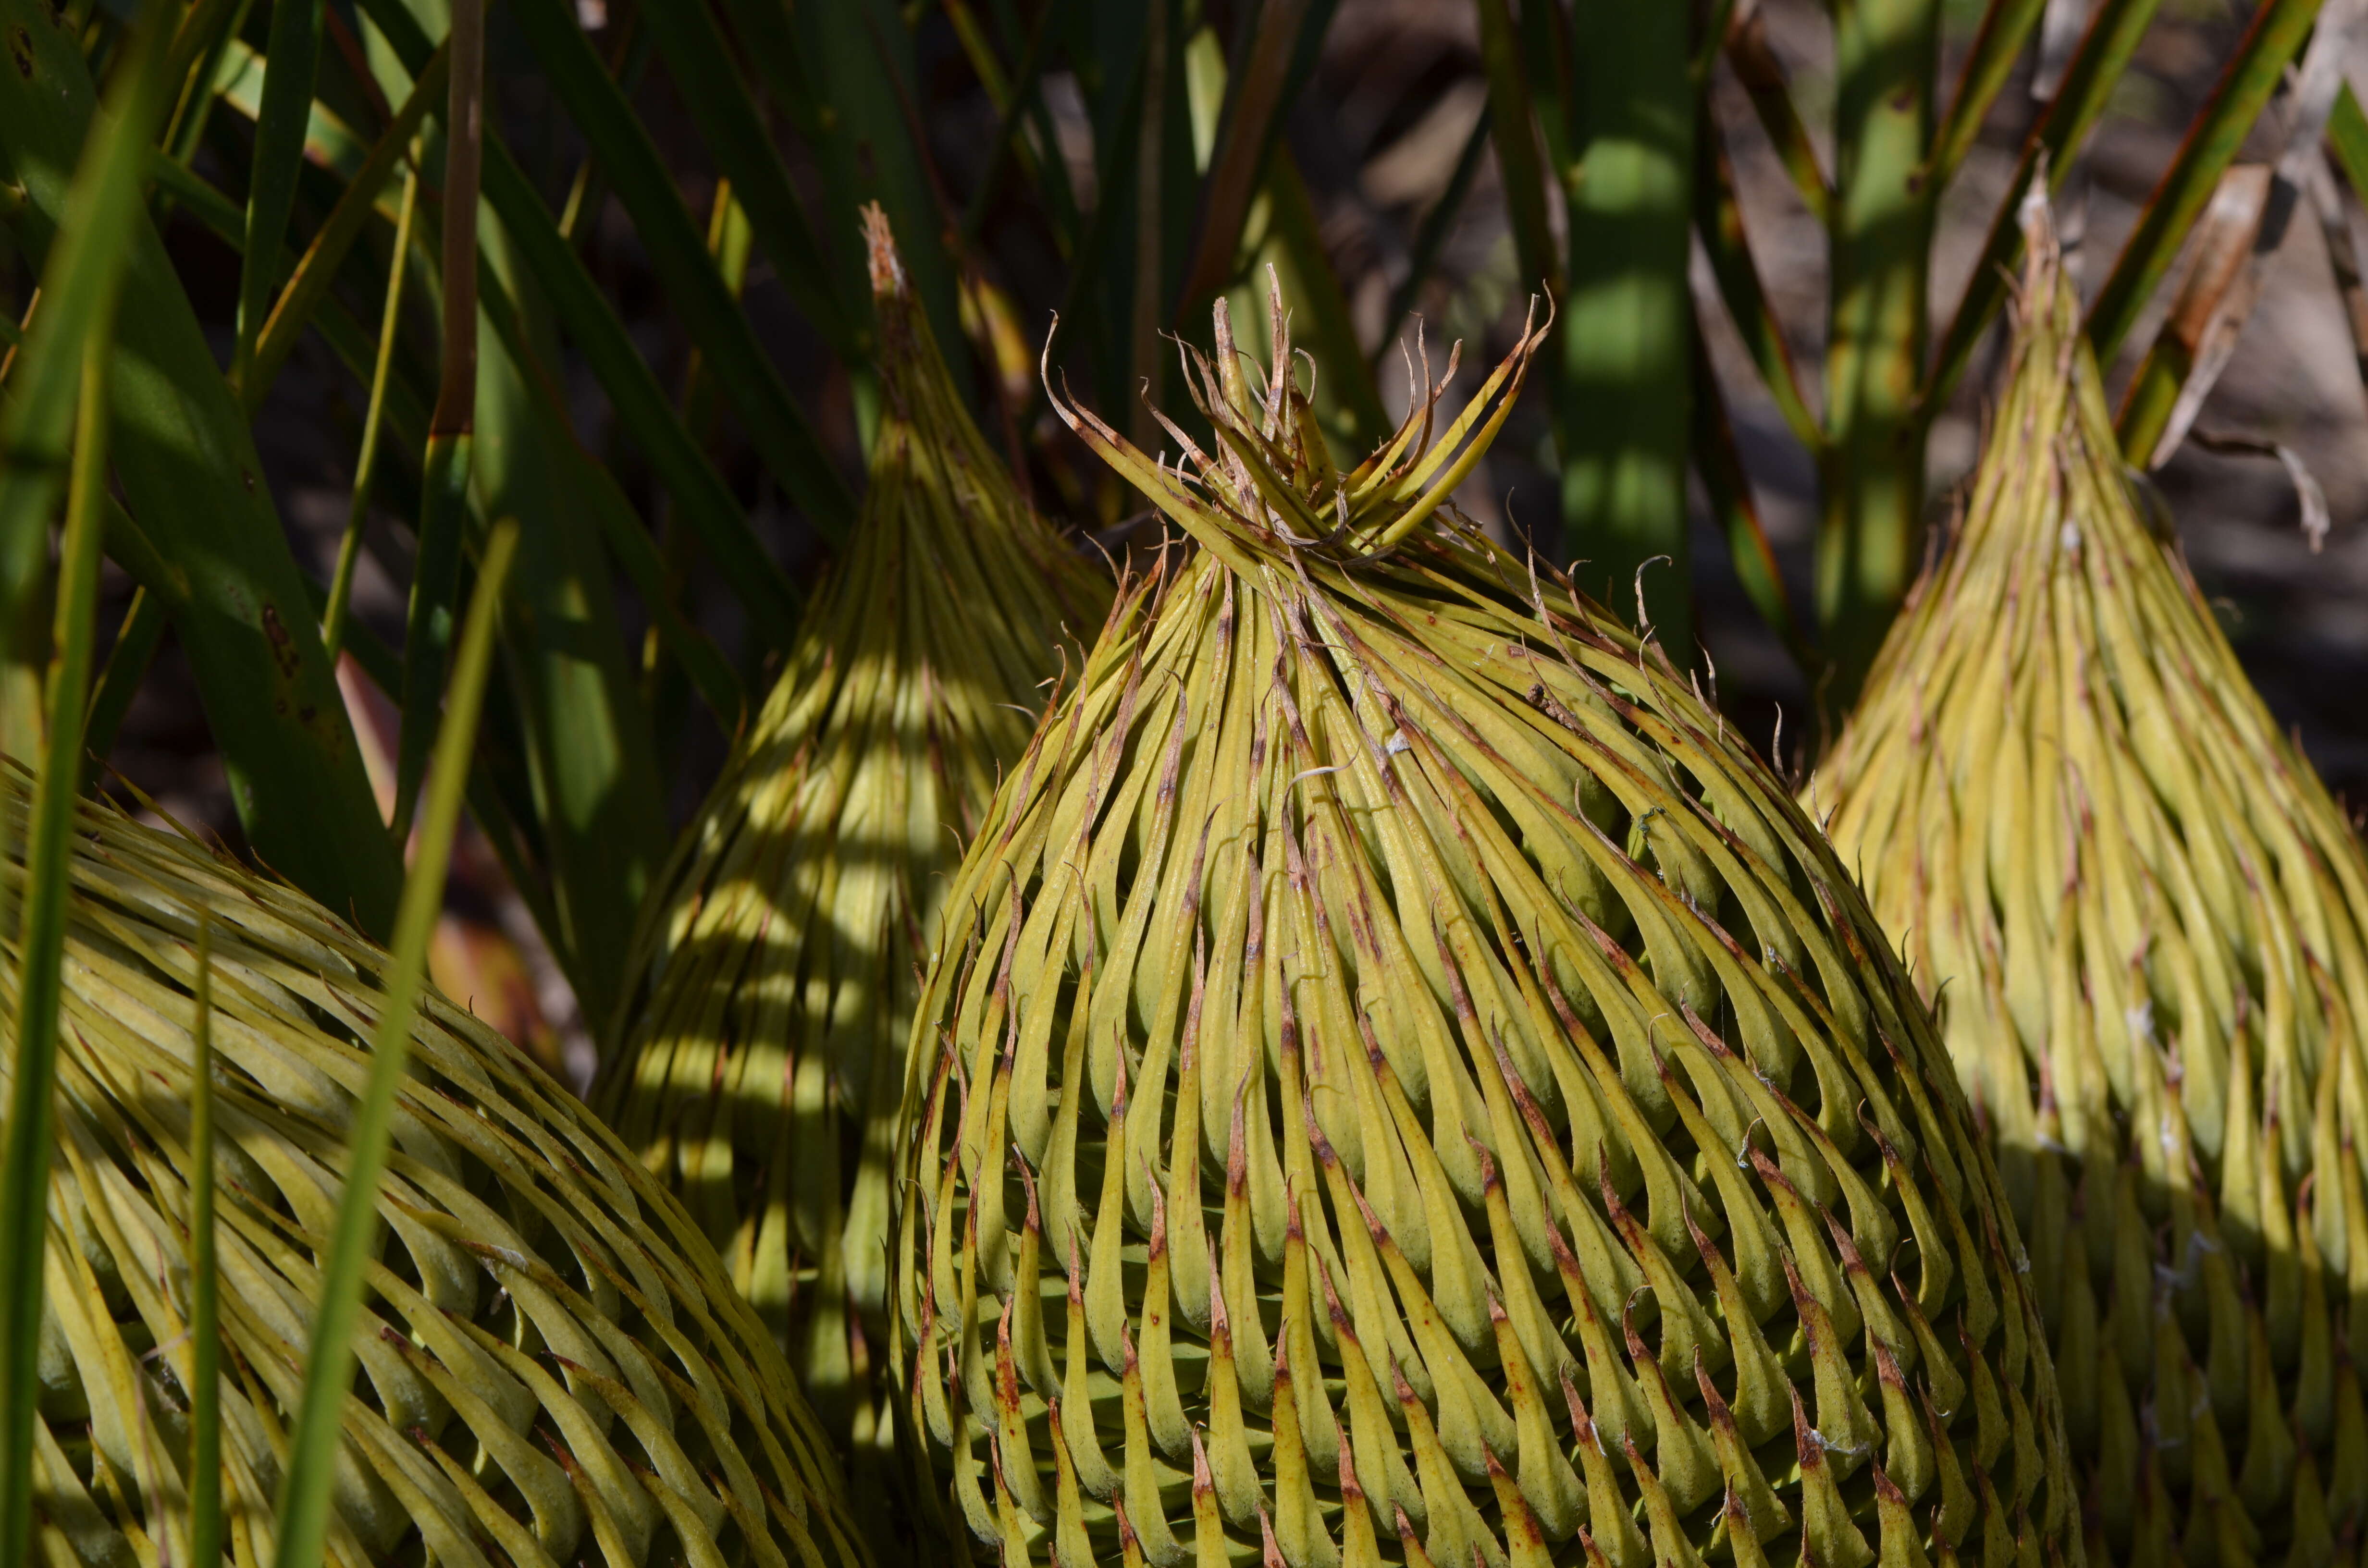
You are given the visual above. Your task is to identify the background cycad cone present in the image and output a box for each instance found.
[0,770,870,1567]
[598,211,1109,1483]
[1815,192,2368,1565]
[892,279,2079,1568]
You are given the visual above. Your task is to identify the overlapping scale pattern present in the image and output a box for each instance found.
[599,209,1108,1474]
[1816,198,2368,1565]
[0,770,869,1568]
[893,287,2080,1567]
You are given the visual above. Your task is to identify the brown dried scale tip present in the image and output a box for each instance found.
[1817,188,2368,1567]
[0,771,872,1567]
[597,208,1111,1505]
[892,273,2078,1565]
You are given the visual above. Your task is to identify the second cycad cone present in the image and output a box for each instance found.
[599,210,1110,1465]
[1816,194,2368,1564]
[893,283,2078,1568]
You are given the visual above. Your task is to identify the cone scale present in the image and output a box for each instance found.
[1817,196,2368,1565]
[893,282,2080,1567]
[0,770,871,1567]
[598,208,1110,1484]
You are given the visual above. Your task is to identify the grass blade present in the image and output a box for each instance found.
[1723,0,1831,222]
[954,0,1077,249]
[231,0,327,395]
[0,11,166,756]
[640,0,856,363]
[80,586,168,793]
[506,0,857,540]
[465,232,669,1053]
[2084,0,2324,363]
[143,148,440,463]
[244,40,447,416]
[1696,110,1822,450]
[2118,0,2358,463]
[266,520,518,1568]
[187,913,221,1568]
[1924,0,2168,417]
[1560,0,1697,644]
[162,0,254,170]
[1176,0,1322,318]
[1929,0,2047,191]
[478,141,804,648]
[393,0,483,839]
[1818,0,1940,704]
[323,167,419,663]
[785,0,970,409]
[1691,318,1813,673]
[0,0,404,935]
[0,21,169,1552]
[1474,0,1560,304]
[2328,83,2368,201]
[162,0,245,145]
[2,337,112,1568]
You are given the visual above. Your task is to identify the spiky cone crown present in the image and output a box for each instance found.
[598,209,1109,1469]
[0,769,870,1568]
[889,282,2081,1568]
[1814,195,2368,1567]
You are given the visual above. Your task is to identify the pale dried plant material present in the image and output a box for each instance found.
[0,768,870,1568]
[892,276,2079,1568]
[1817,196,2368,1565]
[598,210,1109,1470]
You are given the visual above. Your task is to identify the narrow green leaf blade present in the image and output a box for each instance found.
[232,0,327,392]
[2084,0,2324,362]
[0,21,170,1549]
[1691,320,1813,673]
[244,41,448,414]
[1924,0,2169,416]
[323,169,421,664]
[1695,111,1821,452]
[1929,0,2047,191]
[507,0,857,540]
[639,0,856,362]
[1474,0,1559,302]
[469,239,668,1054]
[81,586,168,793]
[1177,0,1324,316]
[267,521,518,1568]
[0,0,403,935]
[396,0,485,838]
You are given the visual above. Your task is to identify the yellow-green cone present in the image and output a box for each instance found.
[892,282,2080,1567]
[598,211,1110,1466]
[1815,195,2368,1565]
[0,769,870,1567]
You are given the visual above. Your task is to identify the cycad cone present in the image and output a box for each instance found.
[1815,197,2368,1564]
[599,211,1109,1464]
[0,771,869,1567]
[892,286,2079,1568]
